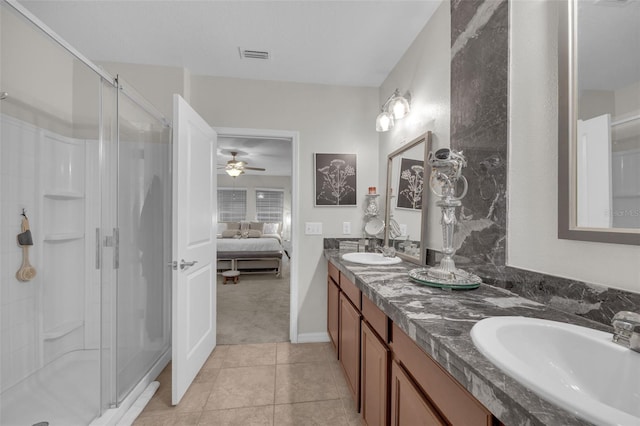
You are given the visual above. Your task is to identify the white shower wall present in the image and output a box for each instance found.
[0,115,40,392]
[0,114,101,391]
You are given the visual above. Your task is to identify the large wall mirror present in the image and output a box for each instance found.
[384,131,432,263]
[558,0,640,245]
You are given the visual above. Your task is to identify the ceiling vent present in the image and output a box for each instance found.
[239,48,270,60]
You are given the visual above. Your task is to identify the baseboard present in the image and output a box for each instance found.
[296,331,330,343]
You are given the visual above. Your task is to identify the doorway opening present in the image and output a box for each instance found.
[214,127,299,344]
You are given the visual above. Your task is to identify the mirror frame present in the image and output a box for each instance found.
[384,131,432,263]
[557,0,640,246]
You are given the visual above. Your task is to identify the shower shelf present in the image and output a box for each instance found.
[43,233,84,242]
[43,191,85,200]
[43,320,84,340]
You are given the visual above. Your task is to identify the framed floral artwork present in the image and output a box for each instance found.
[396,157,424,210]
[314,153,357,206]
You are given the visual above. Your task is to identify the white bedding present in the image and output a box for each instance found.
[217,236,282,252]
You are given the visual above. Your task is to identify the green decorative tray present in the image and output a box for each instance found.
[408,267,481,290]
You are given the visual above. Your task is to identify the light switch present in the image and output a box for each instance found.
[305,222,323,235]
[343,222,351,235]
[399,224,408,236]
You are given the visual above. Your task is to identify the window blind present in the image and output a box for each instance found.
[217,188,247,222]
[256,189,284,222]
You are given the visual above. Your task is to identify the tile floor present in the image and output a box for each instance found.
[134,342,362,425]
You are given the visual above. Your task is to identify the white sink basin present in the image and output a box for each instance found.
[471,316,640,426]
[341,252,402,265]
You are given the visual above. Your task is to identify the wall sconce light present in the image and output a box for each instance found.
[226,167,244,178]
[376,89,411,132]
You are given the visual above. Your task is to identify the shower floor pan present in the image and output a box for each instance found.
[1,349,100,426]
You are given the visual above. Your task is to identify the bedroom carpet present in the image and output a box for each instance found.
[216,258,290,344]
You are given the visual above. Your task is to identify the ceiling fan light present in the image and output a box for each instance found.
[226,168,244,177]
[376,111,394,132]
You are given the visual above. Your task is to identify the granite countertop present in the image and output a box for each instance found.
[325,249,611,426]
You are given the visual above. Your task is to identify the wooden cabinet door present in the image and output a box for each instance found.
[361,321,389,426]
[339,292,361,408]
[327,277,340,355]
[390,361,446,426]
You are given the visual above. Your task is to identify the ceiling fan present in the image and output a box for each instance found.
[219,151,266,177]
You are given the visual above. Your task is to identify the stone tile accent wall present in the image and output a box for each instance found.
[446,0,640,326]
[450,0,509,267]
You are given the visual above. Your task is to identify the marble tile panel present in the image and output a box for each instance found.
[193,367,220,384]
[175,382,215,413]
[273,399,348,426]
[197,406,274,426]
[276,342,334,365]
[275,362,340,404]
[205,365,276,410]
[133,411,201,426]
[203,345,230,370]
[222,343,277,368]
[340,396,362,426]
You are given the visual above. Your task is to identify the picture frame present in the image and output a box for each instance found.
[314,153,357,206]
[396,157,424,210]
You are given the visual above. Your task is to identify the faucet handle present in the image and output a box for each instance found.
[612,311,640,329]
[612,311,640,352]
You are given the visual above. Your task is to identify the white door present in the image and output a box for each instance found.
[171,94,217,405]
[577,114,612,228]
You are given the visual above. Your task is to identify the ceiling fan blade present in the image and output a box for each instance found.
[243,166,266,171]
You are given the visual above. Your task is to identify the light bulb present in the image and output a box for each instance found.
[376,111,394,132]
[389,95,410,120]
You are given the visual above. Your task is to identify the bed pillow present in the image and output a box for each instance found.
[225,222,241,230]
[247,229,263,238]
[221,229,240,238]
[249,222,265,232]
[262,222,280,235]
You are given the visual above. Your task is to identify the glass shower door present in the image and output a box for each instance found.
[114,81,171,403]
[0,3,112,424]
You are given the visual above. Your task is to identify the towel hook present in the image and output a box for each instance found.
[21,208,27,218]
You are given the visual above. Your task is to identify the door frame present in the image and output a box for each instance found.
[214,126,300,343]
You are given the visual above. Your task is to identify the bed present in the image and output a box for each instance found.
[216,222,284,276]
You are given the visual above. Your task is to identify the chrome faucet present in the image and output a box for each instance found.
[612,311,640,352]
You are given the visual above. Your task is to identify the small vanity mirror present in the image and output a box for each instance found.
[558,0,640,245]
[384,132,432,263]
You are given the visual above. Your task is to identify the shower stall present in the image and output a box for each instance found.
[1,2,172,425]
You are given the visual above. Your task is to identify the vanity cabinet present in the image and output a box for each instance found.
[327,260,497,426]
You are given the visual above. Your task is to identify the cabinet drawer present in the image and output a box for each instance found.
[391,323,493,426]
[340,273,361,310]
[362,294,388,342]
[328,261,340,284]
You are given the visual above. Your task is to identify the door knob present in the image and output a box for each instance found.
[180,259,198,270]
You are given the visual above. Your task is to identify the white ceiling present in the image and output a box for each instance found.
[18,0,442,177]
[19,0,441,88]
